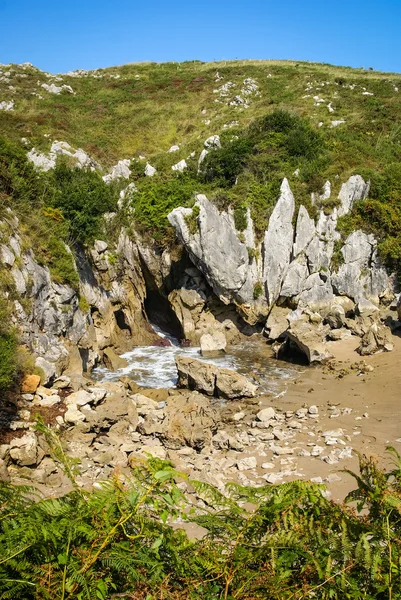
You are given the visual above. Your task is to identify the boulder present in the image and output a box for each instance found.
[64,404,86,424]
[20,374,41,394]
[324,304,345,329]
[103,347,128,371]
[175,356,257,398]
[264,307,289,340]
[256,407,276,422]
[215,368,258,399]
[175,356,216,395]
[65,390,93,407]
[355,298,379,318]
[358,322,393,355]
[200,331,227,357]
[9,433,38,466]
[285,320,332,364]
[161,392,218,450]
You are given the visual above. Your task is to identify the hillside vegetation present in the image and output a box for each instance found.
[1,59,401,245]
[1,58,401,393]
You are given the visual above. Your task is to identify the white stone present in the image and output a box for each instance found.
[168,145,180,152]
[64,403,86,424]
[237,456,257,471]
[144,163,157,177]
[102,159,131,183]
[204,135,221,149]
[257,407,276,422]
[0,100,14,111]
[172,159,187,173]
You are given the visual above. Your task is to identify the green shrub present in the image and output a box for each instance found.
[253,281,264,299]
[50,161,118,244]
[233,204,248,231]
[184,203,200,234]
[0,298,18,393]
[132,173,199,242]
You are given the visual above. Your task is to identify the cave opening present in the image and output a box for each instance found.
[144,290,184,340]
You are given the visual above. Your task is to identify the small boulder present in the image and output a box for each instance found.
[9,433,38,466]
[355,298,379,318]
[285,321,332,364]
[103,347,128,371]
[200,331,227,357]
[358,322,393,355]
[175,356,216,395]
[20,374,41,394]
[324,304,345,329]
[215,369,258,399]
[256,407,276,422]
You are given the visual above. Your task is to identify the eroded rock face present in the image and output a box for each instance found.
[285,320,333,364]
[175,355,258,398]
[263,178,295,305]
[168,174,392,319]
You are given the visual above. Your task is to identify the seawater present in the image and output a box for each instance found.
[93,325,300,397]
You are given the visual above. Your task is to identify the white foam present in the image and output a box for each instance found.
[93,338,299,394]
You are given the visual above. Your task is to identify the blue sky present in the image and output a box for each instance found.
[1,0,400,73]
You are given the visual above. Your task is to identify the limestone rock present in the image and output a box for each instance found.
[324,304,345,329]
[172,159,187,172]
[64,404,86,424]
[9,433,38,466]
[175,356,257,398]
[358,322,393,355]
[200,331,227,357]
[263,178,295,306]
[264,307,289,340]
[144,163,157,177]
[293,205,316,256]
[20,374,41,394]
[285,320,332,364]
[161,392,218,450]
[337,175,370,217]
[103,347,128,371]
[215,368,258,399]
[175,356,216,395]
[256,407,276,422]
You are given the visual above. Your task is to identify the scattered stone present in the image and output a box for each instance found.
[9,433,38,466]
[237,456,257,471]
[200,331,227,357]
[20,374,41,394]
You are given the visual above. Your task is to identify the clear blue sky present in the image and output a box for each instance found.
[1,0,400,74]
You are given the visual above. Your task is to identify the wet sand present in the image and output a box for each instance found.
[275,333,401,501]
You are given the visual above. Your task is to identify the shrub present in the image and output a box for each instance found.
[132,173,199,242]
[50,161,118,244]
[233,204,248,231]
[0,298,18,394]
[184,204,200,234]
[253,281,264,299]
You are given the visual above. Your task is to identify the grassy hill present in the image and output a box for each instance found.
[1,58,401,254]
[1,58,400,166]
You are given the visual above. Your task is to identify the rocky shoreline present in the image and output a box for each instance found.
[2,331,400,505]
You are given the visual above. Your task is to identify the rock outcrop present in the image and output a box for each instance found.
[168,175,393,321]
[175,356,258,398]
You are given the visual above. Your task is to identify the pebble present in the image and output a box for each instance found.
[308,405,319,415]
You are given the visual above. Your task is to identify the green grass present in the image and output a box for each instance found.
[1,58,400,262]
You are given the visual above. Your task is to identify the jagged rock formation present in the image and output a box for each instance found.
[168,175,393,323]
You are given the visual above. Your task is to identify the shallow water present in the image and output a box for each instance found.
[93,326,301,396]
